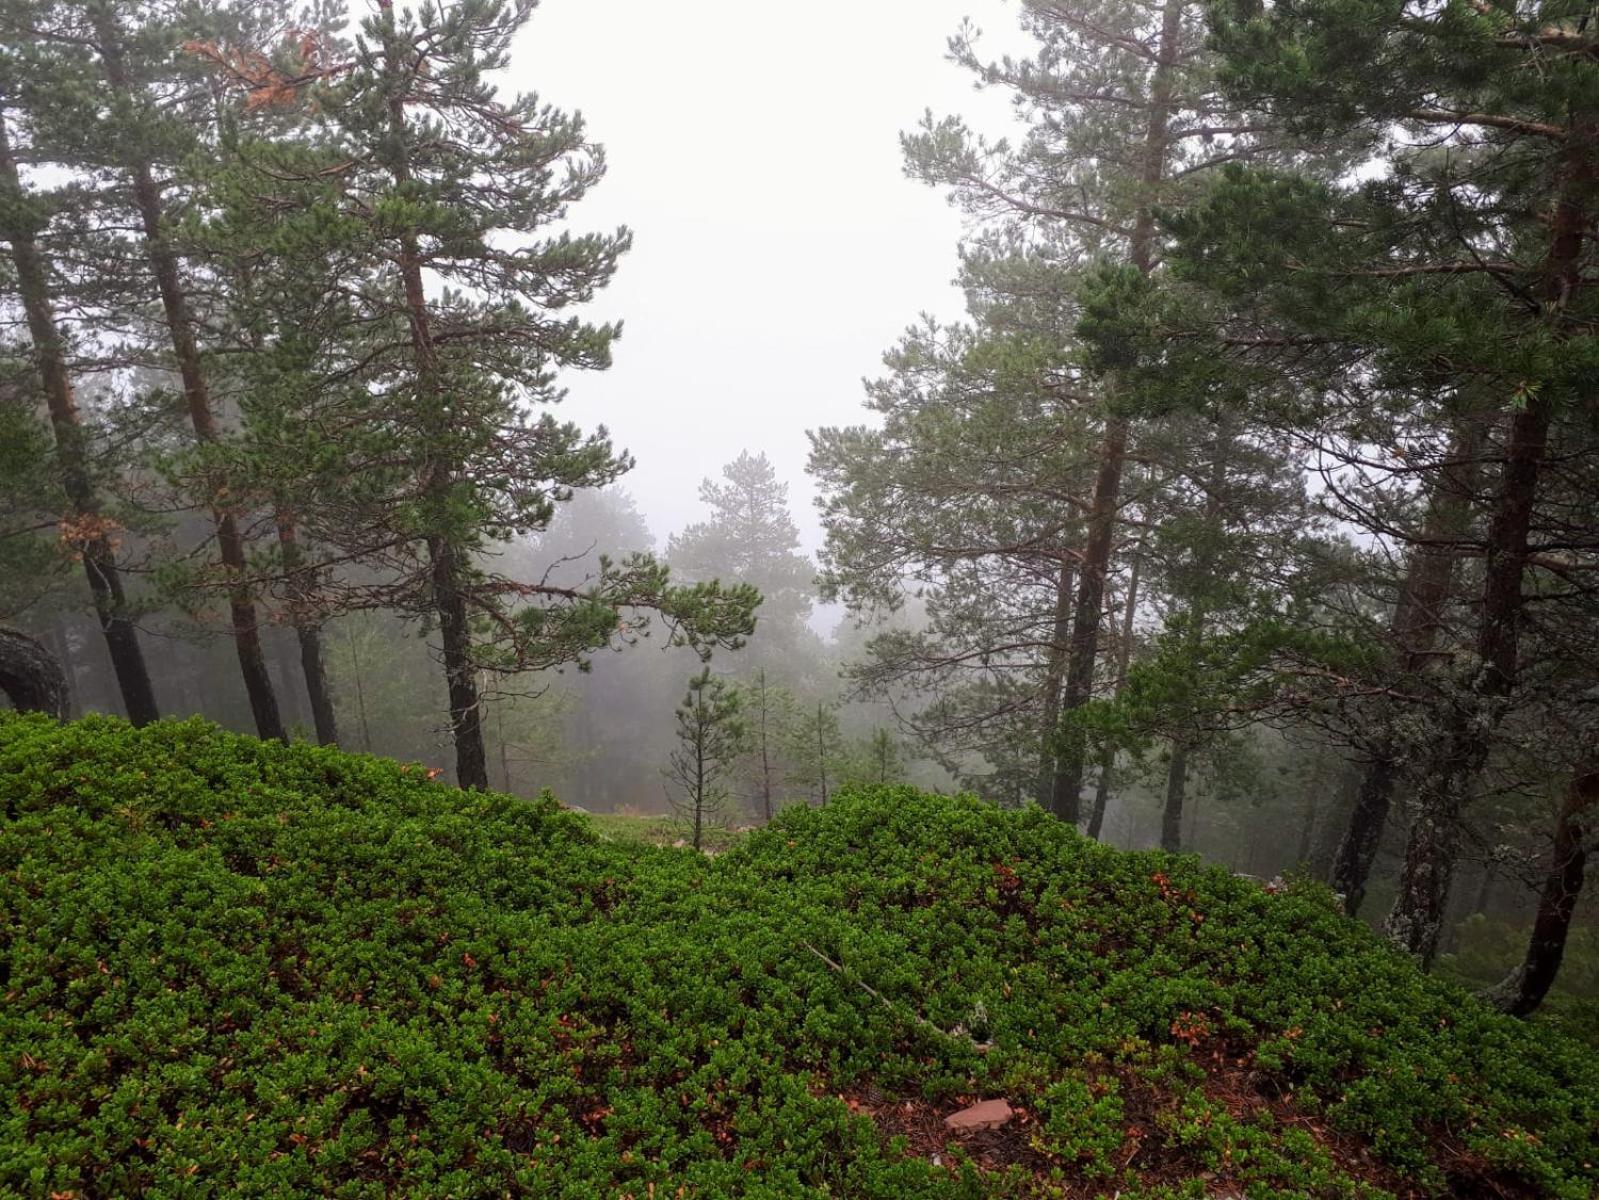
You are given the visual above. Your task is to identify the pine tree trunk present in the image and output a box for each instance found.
[432,535,488,789]
[1053,418,1128,823]
[0,627,69,718]
[1332,756,1396,915]
[1485,751,1598,1016]
[274,515,338,746]
[816,702,829,807]
[0,109,159,727]
[1384,113,1592,963]
[377,1,488,789]
[1384,397,1554,964]
[1161,740,1189,853]
[757,671,774,822]
[1295,787,1320,869]
[91,10,282,741]
[1087,547,1139,840]
[345,622,374,752]
[1052,0,1184,821]
[1036,556,1075,805]
[1332,423,1476,913]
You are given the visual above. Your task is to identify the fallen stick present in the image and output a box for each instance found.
[799,939,991,1052]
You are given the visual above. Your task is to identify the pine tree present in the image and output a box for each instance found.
[664,669,745,853]
[667,451,817,663]
[1206,0,1599,967]
[902,0,1278,823]
[68,0,287,738]
[0,98,159,724]
[269,0,758,786]
[787,699,846,807]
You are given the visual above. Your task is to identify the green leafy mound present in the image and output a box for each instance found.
[1,716,1594,1199]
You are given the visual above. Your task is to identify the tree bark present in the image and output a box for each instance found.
[1160,739,1189,853]
[1484,751,1598,1016]
[0,108,159,727]
[1332,423,1477,914]
[377,1,488,789]
[1383,400,1552,964]
[756,670,775,822]
[816,701,830,807]
[1035,556,1075,805]
[0,628,69,719]
[1333,756,1397,915]
[274,514,339,746]
[1051,0,1184,821]
[90,8,282,740]
[1087,546,1140,840]
[1383,111,1593,964]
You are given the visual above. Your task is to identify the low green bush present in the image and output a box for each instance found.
[2,713,1594,1198]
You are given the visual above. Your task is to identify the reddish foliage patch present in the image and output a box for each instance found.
[834,1046,1542,1200]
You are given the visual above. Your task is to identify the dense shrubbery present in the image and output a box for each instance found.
[2,714,1595,1198]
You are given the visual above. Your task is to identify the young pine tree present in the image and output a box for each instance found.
[665,669,745,852]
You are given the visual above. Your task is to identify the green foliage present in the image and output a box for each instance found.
[665,669,747,852]
[2,715,1595,1198]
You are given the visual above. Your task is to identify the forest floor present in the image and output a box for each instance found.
[2,712,1595,1199]
[585,810,749,854]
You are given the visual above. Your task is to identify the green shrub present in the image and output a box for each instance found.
[1,714,1594,1198]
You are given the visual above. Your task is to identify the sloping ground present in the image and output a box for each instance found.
[1,714,1594,1200]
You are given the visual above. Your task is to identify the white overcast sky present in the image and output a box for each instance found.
[511,0,1023,555]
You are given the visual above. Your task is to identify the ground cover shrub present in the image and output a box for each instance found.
[1,714,1594,1198]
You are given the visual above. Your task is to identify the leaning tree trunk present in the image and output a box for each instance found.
[1383,399,1552,965]
[1383,111,1592,965]
[91,10,283,741]
[1052,0,1184,822]
[1332,422,1477,914]
[0,108,159,727]
[0,628,69,719]
[1483,750,1598,1017]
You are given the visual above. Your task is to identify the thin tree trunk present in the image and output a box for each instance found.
[1161,740,1189,853]
[1088,546,1140,840]
[693,727,706,851]
[91,9,282,740]
[1334,757,1399,915]
[1052,0,1184,821]
[1036,556,1075,805]
[1295,787,1320,870]
[274,514,338,746]
[497,702,513,793]
[1053,418,1129,824]
[1485,751,1598,1016]
[0,108,159,727]
[344,621,374,752]
[757,670,774,821]
[816,701,829,807]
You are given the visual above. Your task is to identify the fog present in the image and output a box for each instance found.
[512,0,1021,556]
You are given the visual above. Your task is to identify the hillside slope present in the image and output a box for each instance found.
[1,714,1594,1199]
